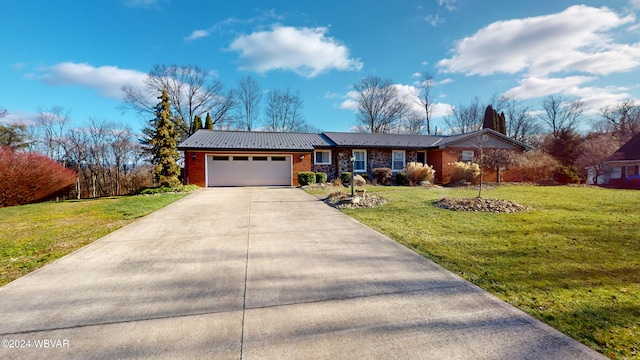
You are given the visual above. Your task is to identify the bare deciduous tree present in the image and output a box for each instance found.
[34,106,71,162]
[444,96,483,134]
[353,76,410,134]
[263,88,306,132]
[538,95,584,135]
[576,132,622,184]
[496,95,542,143]
[235,75,262,131]
[598,99,640,142]
[403,110,426,135]
[121,64,236,139]
[412,72,434,135]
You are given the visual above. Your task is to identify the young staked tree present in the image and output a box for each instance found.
[148,90,180,187]
[353,76,410,134]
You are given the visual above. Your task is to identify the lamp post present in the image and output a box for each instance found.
[350,156,355,197]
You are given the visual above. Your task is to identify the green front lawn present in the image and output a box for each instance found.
[329,185,639,359]
[0,193,190,286]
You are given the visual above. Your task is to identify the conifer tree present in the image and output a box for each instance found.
[204,112,213,130]
[191,114,203,134]
[150,90,180,187]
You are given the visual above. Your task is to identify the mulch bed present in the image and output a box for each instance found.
[324,192,387,209]
[433,197,528,213]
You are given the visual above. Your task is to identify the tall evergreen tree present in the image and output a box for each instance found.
[191,114,203,134]
[149,90,180,187]
[204,112,213,130]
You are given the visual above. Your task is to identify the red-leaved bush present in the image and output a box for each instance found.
[0,147,77,207]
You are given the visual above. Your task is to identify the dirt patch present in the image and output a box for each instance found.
[324,192,387,209]
[434,197,528,213]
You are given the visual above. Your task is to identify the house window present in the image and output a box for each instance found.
[392,150,405,172]
[314,150,331,165]
[623,165,639,178]
[461,150,474,162]
[212,156,229,161]
[233,156,249,161]
[253,156,268,161]
[271,156,286,161]
[353,150,366,172]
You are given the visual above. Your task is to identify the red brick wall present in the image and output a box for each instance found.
[184,151,206,186]
[292,152,312,186]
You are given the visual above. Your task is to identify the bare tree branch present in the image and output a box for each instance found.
[353,76,410,134]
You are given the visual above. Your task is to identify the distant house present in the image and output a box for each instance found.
[177,129,530,187]
[587,132,640,187]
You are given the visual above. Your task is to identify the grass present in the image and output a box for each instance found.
[0,192,191,287]
[318,185,639,359]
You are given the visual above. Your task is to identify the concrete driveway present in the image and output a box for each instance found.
[0,187,605,359]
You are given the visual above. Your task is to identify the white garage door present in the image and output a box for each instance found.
[207,155,292,186]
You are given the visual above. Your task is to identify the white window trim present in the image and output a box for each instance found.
[392,150,405,172]
[352,149,367,172]
[314,150,332,165]
[462,150,474,163]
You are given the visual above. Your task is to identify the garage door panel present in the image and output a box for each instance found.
[207,155,291,186]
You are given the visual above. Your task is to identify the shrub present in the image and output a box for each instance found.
[450,161,480,184]
[136,185,199,195]
[0,148,77,207]
[360,173,370,182]
[314,172,327,183]
[517,150,559,182]
[372,167,392,185]
[552,166,581,184]
[395,172,408,185]
[354,175,366,187]
[297,172,316,186]
[340,172,352,184]
[405,162,435,186]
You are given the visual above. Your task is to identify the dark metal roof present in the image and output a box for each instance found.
[322,132,442,149]
[178,129,531,152]
[614,132,640,160]
[178,130,334,151]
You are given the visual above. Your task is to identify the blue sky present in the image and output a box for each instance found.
[3,0,640,133]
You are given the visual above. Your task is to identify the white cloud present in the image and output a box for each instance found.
[504,76,597,99]
[185,30,209,41]
[438,5,638,77]
[631,0,640,9]
[438,0,457,11]
[422,14,444,27]
[228,25,363,78]
[39,62,147,100]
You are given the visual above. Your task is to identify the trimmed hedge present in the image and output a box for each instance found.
[298,172,316,186]
[315,172,327,183]
[340,172,352,184]
[373,167,392,185]
[395,172,408,185]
